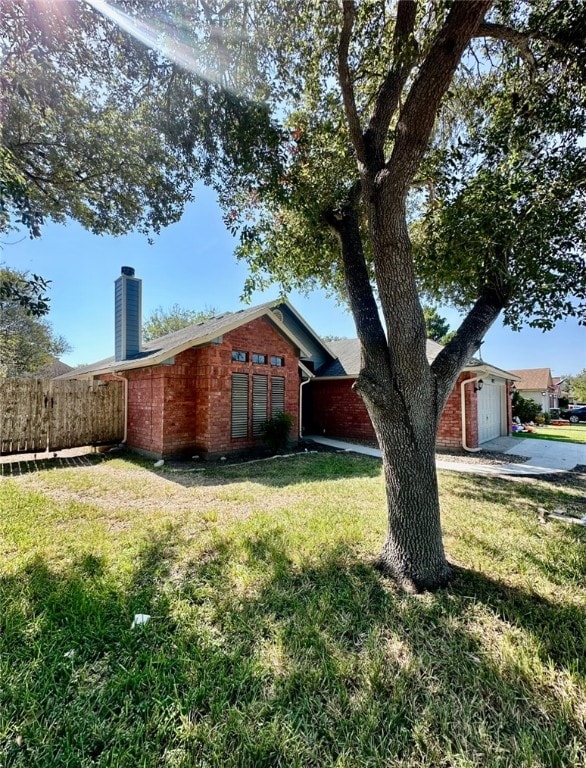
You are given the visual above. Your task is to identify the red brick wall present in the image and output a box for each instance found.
[101,369,166,456]
[104,316,300,458]
[305,372,480,449]
[305,379,375,440]
[209,318,300,455]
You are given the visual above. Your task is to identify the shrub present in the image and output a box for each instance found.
[260,412,294,453]
[543,411,552,424]
[512,391,542,423]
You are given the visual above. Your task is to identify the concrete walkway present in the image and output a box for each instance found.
[307,435,586,476]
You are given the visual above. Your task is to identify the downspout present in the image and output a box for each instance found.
[299,377,310,438]
[460,375,483,453]
[107,372,128,445]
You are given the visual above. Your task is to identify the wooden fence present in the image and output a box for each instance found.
[0,379,124,455]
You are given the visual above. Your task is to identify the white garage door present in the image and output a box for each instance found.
[477,383,503,444]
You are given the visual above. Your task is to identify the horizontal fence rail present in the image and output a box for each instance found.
[0,379,124,455]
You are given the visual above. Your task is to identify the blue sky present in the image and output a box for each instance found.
[3,183,584,376]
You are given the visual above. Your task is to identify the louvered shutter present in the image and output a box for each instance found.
[271,376,285,416]
[252,375,268,436]
[231,373,248,438]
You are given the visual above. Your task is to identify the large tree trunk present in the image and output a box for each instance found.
[368,401,452,592]
[332,1,499,592]
[331,200,455,592]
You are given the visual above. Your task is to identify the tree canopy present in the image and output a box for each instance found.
[423,306,452,344]
[2,0,585,589]
[2,2,584,329]
[0,266,70,376]
[143,303,218,341]
[568,368,586,403]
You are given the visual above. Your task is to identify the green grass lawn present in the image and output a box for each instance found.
[515,424,586,444]
[1,453,585,767]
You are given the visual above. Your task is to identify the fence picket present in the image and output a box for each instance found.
[0,379,124,455]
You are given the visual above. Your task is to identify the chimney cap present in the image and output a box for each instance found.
[121,266,135,277]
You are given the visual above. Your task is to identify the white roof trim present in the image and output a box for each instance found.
[298,360,315,379]
[464,363,520,381]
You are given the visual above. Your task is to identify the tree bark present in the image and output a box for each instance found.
[364,194,451,591]
[369,398,451,592]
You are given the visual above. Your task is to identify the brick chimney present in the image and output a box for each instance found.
[115,266,142,361]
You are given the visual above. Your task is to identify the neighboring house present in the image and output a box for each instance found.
[58,267,517,458]
[509,368,557,413]
[28,357,74,379]
[552,376,569,406]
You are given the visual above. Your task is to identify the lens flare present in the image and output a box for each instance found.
[85,0,249,95]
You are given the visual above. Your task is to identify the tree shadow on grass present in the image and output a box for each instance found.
[2,527,584,767]
[442,470,585,513]
[155,451,383,490]
[0,452,109,477]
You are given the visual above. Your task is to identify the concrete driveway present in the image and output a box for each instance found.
[309,434,586,476]
[481,435,586,472]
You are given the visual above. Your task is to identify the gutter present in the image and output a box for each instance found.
[299,377,311,438]
[460,374,484,453]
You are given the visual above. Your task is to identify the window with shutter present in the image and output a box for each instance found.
[252,374,268,436]
[231,373,248,438]
[271,376,285,416]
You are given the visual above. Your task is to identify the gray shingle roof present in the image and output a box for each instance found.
[317,338,447,377]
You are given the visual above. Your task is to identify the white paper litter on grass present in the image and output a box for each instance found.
[64,649,76,659]
[154,459,164,468]
[131,613,151,628]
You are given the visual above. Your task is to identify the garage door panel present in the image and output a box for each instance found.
[477,384,503,443]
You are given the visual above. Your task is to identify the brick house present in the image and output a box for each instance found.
[304,338,516,450]
[59,267,516,457]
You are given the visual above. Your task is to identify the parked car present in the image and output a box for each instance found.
[560,406,586,424]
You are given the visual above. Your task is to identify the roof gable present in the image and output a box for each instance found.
[57,301,311,379]
[509,368,553,391]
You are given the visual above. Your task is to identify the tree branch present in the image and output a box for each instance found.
[476,22,537,76]
[338,0,367,168]
[431,288,504,410]
[366,0,418,166]
[385,1,493,195]
[323,193,391,405]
